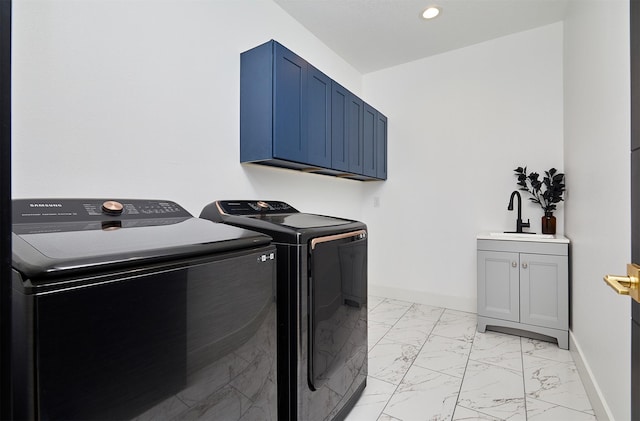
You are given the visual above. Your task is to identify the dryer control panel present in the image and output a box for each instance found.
[216,200,298,216]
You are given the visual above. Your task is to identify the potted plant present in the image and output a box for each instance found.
[514,166,566,234]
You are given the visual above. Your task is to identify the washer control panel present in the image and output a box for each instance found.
[13,199,191,224]
[216,200,298,216]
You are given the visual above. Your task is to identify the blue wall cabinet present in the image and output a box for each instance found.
[241,40,387,181]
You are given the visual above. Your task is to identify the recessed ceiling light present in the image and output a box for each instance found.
[422,6,440,19]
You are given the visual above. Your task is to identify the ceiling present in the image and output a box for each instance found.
[273,0,570,74]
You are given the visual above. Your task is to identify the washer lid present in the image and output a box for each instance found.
[248,213,353,229]
[200,200,367,244]
[203,200,354,228]
[12,199,272,279]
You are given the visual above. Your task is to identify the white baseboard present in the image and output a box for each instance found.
[368,284,476,313]
[569,331,612,421]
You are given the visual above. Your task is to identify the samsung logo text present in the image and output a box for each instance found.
[30,203,63,208]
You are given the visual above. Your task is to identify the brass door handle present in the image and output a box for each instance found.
[603,264,640,295]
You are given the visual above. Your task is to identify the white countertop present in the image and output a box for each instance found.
[477,232,570,244]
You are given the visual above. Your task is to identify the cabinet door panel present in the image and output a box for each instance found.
[376,113,387,179]
[520,254,568,330]
[273,45,306,162]
[331,82,349,171]
[478,251,519,322]
[239,42,274,163]
[363,104,377,177]
[347,96,364,174]
[307,66,331,168]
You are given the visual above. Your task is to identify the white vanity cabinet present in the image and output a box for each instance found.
[476,235,570,349]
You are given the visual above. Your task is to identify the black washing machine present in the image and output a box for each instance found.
[200,200,367,421]
[11,199,277,420]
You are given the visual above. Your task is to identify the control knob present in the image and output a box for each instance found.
[102,200,124,216]
[257,201,271,211]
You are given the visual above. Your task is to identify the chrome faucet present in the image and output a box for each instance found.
[507,191,530,233]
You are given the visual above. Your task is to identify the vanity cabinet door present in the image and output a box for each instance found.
[519,253,568,330]
[477,251,520,322]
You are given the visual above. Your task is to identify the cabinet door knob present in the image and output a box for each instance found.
[512,261,517,268]
[522,262,528,269]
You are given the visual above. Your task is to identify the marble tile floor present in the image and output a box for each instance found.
[344,296,596,421]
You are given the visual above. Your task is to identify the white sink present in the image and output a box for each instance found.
[478,232,569,244]
[488,232,555,240]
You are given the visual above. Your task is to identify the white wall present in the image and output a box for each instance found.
[10,2,566,313]
[361,23,564,311]
[11,0,366,220]
[563,1,631,419]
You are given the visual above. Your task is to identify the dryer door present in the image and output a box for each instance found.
[308,230,367,390]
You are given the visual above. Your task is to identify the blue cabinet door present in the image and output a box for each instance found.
[347,95,364,174]
[363,104,388,179]
[307,66,331,168]
[331,82,349,172]
[273,43,330,168]
[240,41,274,163]
[363,104,377,177]
[273,43,307,163]
[376,112,387,179]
